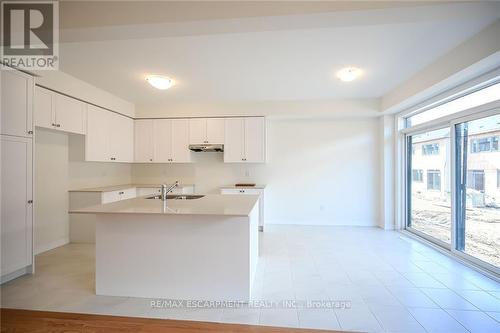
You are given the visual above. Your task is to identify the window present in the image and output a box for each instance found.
[427,170,441,190]
[467,170,485,192]
[422,143,440,155]
[407,128,451,244]
[455,113,500,268]
[470,136,499,153]
[406,81,500,127]
[412,169,423,182]
[403,76,500,272]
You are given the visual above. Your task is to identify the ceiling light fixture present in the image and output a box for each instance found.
[146,75,173,90]
[336,67,362,82]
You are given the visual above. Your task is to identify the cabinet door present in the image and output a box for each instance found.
[1,70,33,137]
[54,94,86,134]
[206,118,225,144]
[108,113,133,163]
[1,135,33,277]
[34,86,55,129]
[224,118,245,163]
[244,117,266,163]
[134,119,153,162]
[171,119,191,163]
[153,119,172,163]
[85,105,109,162]
[189,118,207,144]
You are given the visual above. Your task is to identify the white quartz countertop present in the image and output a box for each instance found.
[69,194,259,216]
[68,184,194,192]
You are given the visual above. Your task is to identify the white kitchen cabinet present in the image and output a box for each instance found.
[86,105,109,161]
[224,117,266,163]
[34,86,54,129]
[101,188,137,204]
[171,119,191,162]
[86,105,133,162]
[220,186,266,231]
[153,119,173,163]
[1,69,33,138]
[34,86,86,135]
[54,93,86,134]
[108,112,134,162]
[189,118,224,144]
[151,119,191,163]
[1,135,33,282]
[134,119,154,162]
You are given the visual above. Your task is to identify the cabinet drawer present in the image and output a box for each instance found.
[221,188,262,195]
[101,188,136,204]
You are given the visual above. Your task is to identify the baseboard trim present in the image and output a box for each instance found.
[35,237,69,255]
[1,265,32,284]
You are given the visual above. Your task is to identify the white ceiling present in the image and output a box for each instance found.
[56,1,500,107]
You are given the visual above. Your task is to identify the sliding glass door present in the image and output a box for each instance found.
[455,113,500,269]
[401,76,500,273]
[407,128,451,245]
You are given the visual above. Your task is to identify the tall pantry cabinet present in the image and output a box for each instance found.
[0,69,35,283]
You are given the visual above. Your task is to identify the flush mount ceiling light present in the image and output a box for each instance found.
[146,75,173,90]
[336,67,362,82]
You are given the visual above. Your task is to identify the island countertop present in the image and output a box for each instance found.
[69,194,259,216]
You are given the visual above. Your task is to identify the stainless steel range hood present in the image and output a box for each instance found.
[188,144,224,152]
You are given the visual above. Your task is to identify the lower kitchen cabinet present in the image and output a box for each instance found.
[220,186,265,231]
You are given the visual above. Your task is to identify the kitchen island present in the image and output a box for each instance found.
[70,194,260,301]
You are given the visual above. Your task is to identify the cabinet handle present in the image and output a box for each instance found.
[27,130,33,135]
[118,191,124,195]
[56,124,61,128]
[239,190,244,193]
[27,200,33,204]
[110,157,116,161]
[242,158,247,161]
[52,123,57,127]
[149,159,153,162]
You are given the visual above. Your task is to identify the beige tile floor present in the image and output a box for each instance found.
[1,225,499,333]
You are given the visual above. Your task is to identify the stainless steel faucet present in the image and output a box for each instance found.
[160,181,179,201]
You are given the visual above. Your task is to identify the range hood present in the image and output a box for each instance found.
[189,144,224,152]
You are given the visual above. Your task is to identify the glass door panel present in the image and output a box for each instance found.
[455,113,500,268]
[407,128,452,244]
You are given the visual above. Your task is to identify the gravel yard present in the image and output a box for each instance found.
[411,195,499,267]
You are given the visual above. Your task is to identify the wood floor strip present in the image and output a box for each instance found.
[0,308,351,333]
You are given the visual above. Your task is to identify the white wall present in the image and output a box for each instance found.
[35,130,69,254]
[34,130,132,254]
[132,118,380,226]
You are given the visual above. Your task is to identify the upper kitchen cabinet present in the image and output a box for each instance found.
[151,119,191,163]
[134,119,154,162]
[189,118,224,144]
[224,117,266,163]
[1,70,34,138]
[34,86,87,135]
[86,105,133,162]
